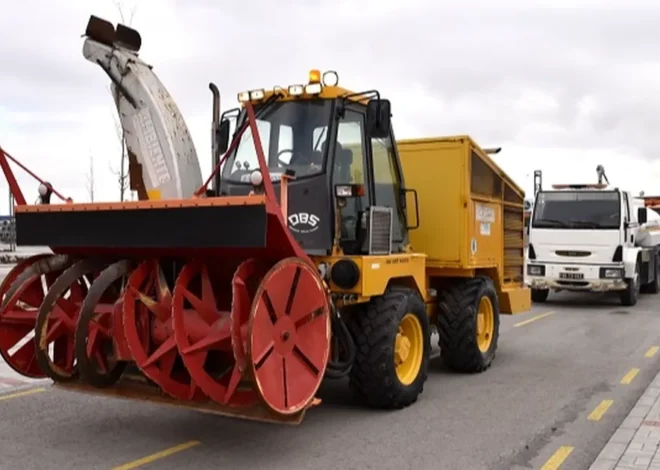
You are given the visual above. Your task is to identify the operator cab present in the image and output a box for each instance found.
[211,70,417,257]
[531,184,622,231]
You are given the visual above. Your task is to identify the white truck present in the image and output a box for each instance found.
[525,180,660,306]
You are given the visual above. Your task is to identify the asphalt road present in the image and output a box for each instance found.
[1,288,660,470]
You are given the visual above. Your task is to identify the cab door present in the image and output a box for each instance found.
[365,130,408,253]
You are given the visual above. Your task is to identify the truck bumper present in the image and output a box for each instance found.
[525,262,627,292]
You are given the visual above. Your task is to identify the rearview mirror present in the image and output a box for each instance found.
[216,119,230,156]
[638,207,648,225]
[366,99,391,139]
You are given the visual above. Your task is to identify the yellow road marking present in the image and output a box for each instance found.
[111,441,201,470]
[645,346,659,358]
[0,387,46,401]
[588,399,613,421]
[620,368,640,385]
[514,311,555,327]
[540,446,574,470]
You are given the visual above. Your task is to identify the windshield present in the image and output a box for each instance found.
[532,190,621,229]
[221,100,333,183]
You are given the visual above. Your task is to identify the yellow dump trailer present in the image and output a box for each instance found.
[397,135,530,315]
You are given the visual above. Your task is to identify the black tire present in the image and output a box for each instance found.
[531,288,549,303]
[620,261,641,306]
[436,276,500,373]
[643,256,660,294]
[348,286,431,410]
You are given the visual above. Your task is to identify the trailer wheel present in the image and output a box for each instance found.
[436,276,500,373]
[620,261,641,306]
[348,286,431,409]
[531,288,549,303]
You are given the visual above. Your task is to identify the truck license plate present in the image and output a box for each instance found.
[559,272,584,280]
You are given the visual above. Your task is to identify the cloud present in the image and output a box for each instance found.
[1,1,660,212]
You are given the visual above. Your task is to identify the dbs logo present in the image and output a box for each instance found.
[288,212,320,234]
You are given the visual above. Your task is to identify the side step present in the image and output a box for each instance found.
[51,374,317,426]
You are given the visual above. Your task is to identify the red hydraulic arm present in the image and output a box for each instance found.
[0,146,72,205]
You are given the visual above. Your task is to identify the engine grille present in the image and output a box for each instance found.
[368,206,393,255]
[555,250,591,257]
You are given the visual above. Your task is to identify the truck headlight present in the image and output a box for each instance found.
[600,268,623,279]
[527,264,545,276]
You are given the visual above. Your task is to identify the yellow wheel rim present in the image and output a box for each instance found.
[476,296,494,353]
[394,313,424,386]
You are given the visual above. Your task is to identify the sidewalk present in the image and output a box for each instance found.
[590,371,660,469]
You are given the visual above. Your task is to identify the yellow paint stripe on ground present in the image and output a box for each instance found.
[540,446,574,470]
[620,368,640,385]
[645,346,659,358]
[111,441,200,470]
[513,311,555,327]
[0,387,46,401]
[588,399,613,421]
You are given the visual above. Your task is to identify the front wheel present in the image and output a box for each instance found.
[348,286,431,410]
[531,288,549,303]
[620,262,640,306]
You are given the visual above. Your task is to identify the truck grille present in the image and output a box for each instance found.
[368,206,393,255]
[556,250,591,257]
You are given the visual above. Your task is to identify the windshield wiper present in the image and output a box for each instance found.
[568,220,601,228]
[534,219,569,227]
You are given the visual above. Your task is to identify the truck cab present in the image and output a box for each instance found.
[525,183,660,306]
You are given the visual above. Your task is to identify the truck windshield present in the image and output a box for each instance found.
[222,100,333,183]
[532,190,620,229]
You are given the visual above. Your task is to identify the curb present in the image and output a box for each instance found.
[589,370,660,469]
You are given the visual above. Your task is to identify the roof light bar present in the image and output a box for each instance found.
[551,183,608,189]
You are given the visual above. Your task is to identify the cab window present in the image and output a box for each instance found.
[371,135,405,242]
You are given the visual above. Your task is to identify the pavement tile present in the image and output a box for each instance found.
[592,370,660,470]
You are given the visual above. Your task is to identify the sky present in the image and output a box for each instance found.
[2,0,660,213]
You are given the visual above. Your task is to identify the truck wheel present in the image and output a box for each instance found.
[436,276,500,373]
[348,286,431,409]
[620,262,641,306]
[531,288,549,303]
[643,256,660,294]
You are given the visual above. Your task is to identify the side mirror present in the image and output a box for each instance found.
[216,119,231,156]
[638,207,648,225]
[366,99,391,139]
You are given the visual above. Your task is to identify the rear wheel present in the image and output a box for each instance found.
[642,256,660,294]
[348,286,430,409]
[531,288,549,303]
[436,277,500,373]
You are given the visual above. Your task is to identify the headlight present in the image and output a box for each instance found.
[288,85,304,96]
[322,71,339,86]
[527,264,545,276]
[249,170,263,186]
[600,268,623,279]
[250,89,265,100]
[305,83,322,95]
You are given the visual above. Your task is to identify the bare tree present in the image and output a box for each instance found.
[109,108,129,201]
[86,152,96,202]
[108,0,138,201]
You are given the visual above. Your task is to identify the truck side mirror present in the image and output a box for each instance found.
[638,207,648,225]
[366,99,391,139]
[216,119,230,156]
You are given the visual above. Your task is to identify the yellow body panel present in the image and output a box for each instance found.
[397,135,530,314]
[314,253,427,300]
